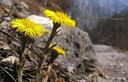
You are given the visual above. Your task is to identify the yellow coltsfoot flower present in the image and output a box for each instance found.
[49,44,65,55]
[11,18,45,37]
[43,9,76,28]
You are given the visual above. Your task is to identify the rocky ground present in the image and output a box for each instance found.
[94,45,128,82]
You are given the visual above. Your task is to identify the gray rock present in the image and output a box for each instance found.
[15,1,30,17]
[0,0,13,7]
[52,27,96,73]
[0,0,30,18]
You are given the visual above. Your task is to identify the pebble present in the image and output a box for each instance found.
[122,77,126,81]
[120,63,123,66]
[4,17,11,21]
[78,80,86,82]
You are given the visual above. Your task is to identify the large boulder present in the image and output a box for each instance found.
[29,15,97,73]
[53,27,96,73]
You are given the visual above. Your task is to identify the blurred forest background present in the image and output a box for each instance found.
[65,0,128,49]
[1,0,128,49]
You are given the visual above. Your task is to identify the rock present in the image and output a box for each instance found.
[0,41,10,50]
[52,27,97,73]
[28,15,53,30]
[1,56,19,64]
[0,0,13,7]
[0,0,30,18]
[15,1,30,18]
[28,15,97,74]
[19,1,29,10]
[3,17,11,21]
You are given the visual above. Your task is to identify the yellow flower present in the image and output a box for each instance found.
[49,44,65,55]
[43,9,76,27]
[11,18,45,37]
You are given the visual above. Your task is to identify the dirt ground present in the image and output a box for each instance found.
[94,45,128,82]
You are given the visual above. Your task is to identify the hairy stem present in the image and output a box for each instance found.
[16,37,27,82]
[45,23,60,52]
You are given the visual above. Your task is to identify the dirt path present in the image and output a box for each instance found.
[94,45,128,82]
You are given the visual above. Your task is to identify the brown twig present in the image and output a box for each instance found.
[44,64,52,82]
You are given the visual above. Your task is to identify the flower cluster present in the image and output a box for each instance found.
[11,18,45,37]
[10,8,76,82]
[10,9,76,55]
[43,9,76,27]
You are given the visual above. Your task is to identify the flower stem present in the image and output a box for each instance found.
[16,36,27,82]
[36,23,60,82]
[45,23,60,52]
